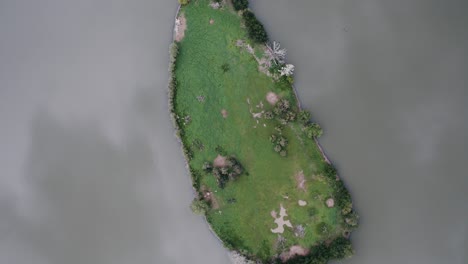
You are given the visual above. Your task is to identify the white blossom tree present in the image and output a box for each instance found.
[265,41,286,65]
[279,64,295,76]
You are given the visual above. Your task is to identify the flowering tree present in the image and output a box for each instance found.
[279,64,295,76]
[265,41,286,65]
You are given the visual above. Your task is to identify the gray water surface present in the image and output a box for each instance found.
[1,0,467,264]
[0,0,229,263]
[252,0,468,263]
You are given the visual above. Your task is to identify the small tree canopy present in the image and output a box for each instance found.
[232,0,249,11]
[190,199,209,215]
[304,123,323,138]
[242,11,269,43]
[298,110,311,124]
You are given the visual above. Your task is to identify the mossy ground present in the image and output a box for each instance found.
[173,0,349,260]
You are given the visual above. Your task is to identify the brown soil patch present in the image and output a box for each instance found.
[295,171,306,191]
[201,186,219,209]
[280,245,310,261]
[209,19,214,24]
[174,15,186,42]
[266,92,279,105]
[221,109,228,118]
[213,154,227,167]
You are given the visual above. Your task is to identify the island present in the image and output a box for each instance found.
[168,0,358,263]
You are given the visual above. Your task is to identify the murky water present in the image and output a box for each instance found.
[0,0,466,263]
[251,0,468,263]
[0,0,229,263]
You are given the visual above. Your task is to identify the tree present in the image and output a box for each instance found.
[202,161,213,172]
[298,110,311,124]
[265,41,286,65]
[242,11,269,43]
[344,211,359,229]
[304,123,323,138]
[279,64,295,76]
[190,199,209,215]
[232,0,249,11]
[323,163,337,178]
[328,237,354,259]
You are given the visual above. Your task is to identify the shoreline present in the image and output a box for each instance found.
[169,3,231,257]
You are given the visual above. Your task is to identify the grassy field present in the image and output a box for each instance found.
[172,0,355,261]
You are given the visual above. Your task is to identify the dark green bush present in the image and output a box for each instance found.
[232,0,249,11]
[242,11,268,43]
[221,63,230,73]
[212,156,245,188]
[282,238,354,263]
[328,237,354,259]
[189,167,201,190]
[323,163,337,179]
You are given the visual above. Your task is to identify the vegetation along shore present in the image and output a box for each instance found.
[168,0,359,263]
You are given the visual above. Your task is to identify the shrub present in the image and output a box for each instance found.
[275,125,283,133]
[344,210,359,229]
[242,11,268,43]
[215,145,227,156]
[269,134,277,143]
[178,0,190,5]
[278,136,288,147]
[189,167,202,190]
[190,199,209,215]
[274,144,282,152]
[221,63,230,73]
[264,111,274,119]
[212,156,245,188]
[316,222,331,236]
[232,0,249,11]
[308,207,318,217]
[280,150,287,157]
[202,161,213,172]
[269,62,283,75]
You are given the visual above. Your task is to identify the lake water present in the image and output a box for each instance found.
[0,0,466,264]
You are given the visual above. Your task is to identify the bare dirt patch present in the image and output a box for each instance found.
[266,92,279,105]
[209,19,215,24]
[213,154,227,167]
[270,210,277,218]
[326,198,335,208]
[221,109,228,118]
[271,204,293,234]
[201,186,219,209]
[174,15,187,42]
[298,200,307,206]
[280,245,310,261]
[295,170,306,191]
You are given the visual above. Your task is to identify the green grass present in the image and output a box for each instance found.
[173,0,350,260]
